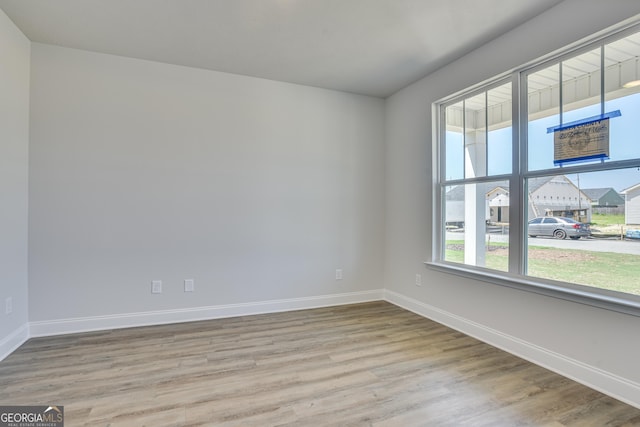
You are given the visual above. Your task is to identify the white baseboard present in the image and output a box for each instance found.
[29,289,384,338]
[384,289,640,410]
[0,323,29,362]
[9,287,640,410]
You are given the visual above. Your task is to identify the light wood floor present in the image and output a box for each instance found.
[1,301,639,426]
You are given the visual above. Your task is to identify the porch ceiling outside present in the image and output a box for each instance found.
[446,31,640,130]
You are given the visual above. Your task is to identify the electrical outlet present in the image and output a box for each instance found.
[184,279,195,292]
[415,274,422,287]
[5,297,12,314]
[335,269,343,280]
[151,280,162,294]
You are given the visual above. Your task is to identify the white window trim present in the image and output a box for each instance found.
[429,20,640,317]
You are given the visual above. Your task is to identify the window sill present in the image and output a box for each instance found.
[425,260,640,317]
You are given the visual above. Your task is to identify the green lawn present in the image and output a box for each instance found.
[590,212,625,226]
[445,241,640,295]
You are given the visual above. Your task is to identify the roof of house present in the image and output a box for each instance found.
[445,175,590,201]
[621,182,640,194]
[582,188,615,200]
[581,188,625,205]
[445,180,510,201]
[528,176,555,193]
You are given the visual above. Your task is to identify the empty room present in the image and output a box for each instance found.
[1,0,640,425]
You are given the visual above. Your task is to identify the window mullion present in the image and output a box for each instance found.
[509,71,525,275]
[433,104,447,263]
[601,44,605,116]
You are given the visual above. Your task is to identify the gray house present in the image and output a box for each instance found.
[582,188,625,215]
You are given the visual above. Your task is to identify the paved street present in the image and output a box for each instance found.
[527,235,640,255]
[447,231,640,255]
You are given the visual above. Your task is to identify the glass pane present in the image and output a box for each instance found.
[487,83,512,176]
[604,30,640,161]
[444,102,464,181]
[444,181,509,272]
[465,93,487,179]
[526,169,640,296]
[605,93,640,161]
[529,48,615,170]
[561,48,601,124]
[528,64,559,171]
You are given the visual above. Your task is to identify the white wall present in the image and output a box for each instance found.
[385,0,640,408]
[0,9,30,359]
[626,188,640,225]
[28,44,385,328]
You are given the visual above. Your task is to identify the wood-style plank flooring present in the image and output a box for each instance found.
[1,301,639,426]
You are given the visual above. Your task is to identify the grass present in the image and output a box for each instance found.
[445,240,509,272]
[589,213,629,238]
[445,240,640,296]
[590,212,624,226]
[526,248,640,295]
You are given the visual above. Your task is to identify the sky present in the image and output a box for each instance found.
[446,92,640,192]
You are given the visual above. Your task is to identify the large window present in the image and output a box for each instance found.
[434,23,640,313]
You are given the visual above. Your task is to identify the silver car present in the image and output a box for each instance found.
[528,216,591,240]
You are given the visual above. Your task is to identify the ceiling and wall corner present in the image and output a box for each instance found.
[0,0,563,98]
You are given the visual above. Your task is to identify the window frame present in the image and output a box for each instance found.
[429,20,640,317]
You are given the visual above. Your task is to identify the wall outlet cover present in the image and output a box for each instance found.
[151,280,162,294]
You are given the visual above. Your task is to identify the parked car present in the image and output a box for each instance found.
[528,216,591,240]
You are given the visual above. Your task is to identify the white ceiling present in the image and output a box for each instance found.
[0,0,564,98]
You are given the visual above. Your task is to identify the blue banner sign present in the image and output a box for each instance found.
[547,111,621,166]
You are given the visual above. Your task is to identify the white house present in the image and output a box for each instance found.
[621,183,640,225]
[527,175,592,223]
[446,175,592,225]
